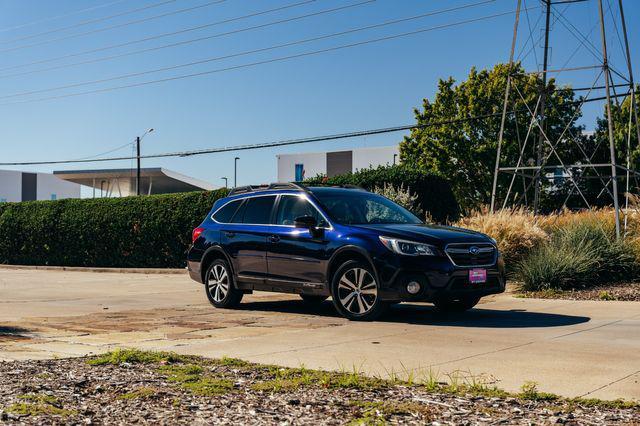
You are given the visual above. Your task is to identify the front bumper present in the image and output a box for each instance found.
[372,252,506,302]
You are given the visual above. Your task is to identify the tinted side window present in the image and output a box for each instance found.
[276,196,328,227]
[242,196,276,224]
[213,199,242,223]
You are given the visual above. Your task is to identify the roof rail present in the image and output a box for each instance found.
[227,182,308,197]
[304,183,366,191]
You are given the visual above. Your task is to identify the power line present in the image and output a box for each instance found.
[0,0,315,75]
[0,0,493,99]
[0,5,527,106]
[0,0,359,80]
[0,0,177,45]
[3,88,633,167]
[0,0,227,54]
[0,0,128,34]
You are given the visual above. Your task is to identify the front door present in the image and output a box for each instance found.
[266,194,330,286]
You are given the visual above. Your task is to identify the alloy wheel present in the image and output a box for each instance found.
[207,264,229,303]
[337,267,377,315]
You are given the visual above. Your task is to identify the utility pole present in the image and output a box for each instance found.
[533,0,552,214]
[234,157,239,188]
[136,136,141,196]
[598,0,620,239]
[490,0,521,213]
[221,177,228,188]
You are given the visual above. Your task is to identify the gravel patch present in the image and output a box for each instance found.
[0,352,637,425]
[517,282,640,301]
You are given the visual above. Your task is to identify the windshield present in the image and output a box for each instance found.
[313,191,422,225]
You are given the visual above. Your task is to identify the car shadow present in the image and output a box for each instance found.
[237,300,590,328]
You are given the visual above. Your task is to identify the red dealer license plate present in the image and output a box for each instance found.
[469,269,487,284]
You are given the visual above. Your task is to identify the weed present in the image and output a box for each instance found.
[213,356,250,368]
[519,381,558,402]
[598,290,614,300]
[157,363,233,396]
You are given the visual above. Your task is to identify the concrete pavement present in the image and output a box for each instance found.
[0,268,638,401]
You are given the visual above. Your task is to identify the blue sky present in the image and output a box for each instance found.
[0,0,638,191]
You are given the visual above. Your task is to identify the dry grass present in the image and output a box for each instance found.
[454,207,549,266]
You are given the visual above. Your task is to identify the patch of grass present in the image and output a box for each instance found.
[570,398,639,410]
[348,400,434,425]
[251,366,387,393]
[598,290,614,301]
[158,363,233,396]
[7,394,76,417]
[213,356,250,367]
[88,348,189,366]
[118,386,158,400]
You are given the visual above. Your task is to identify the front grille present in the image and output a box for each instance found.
[445,243,496,267]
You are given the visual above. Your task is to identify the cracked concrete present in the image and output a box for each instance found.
[0,268,638,400]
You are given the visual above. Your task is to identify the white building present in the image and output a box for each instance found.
[0,169,81,203]
[53,168,216,197]
[277,145,400,182]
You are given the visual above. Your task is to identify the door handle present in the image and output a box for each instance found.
[269,235,280,243]
[224,231,236,238]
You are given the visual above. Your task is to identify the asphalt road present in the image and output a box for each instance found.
[0,267,638,401]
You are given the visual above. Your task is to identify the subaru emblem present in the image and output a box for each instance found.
[469,246,480,255]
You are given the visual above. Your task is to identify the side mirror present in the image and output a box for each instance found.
[294,215,317,229]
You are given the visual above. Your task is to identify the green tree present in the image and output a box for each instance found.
[400,63,588,211]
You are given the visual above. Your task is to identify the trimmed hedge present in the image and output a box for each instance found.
[0,190,227,268]
[305,165,459,222]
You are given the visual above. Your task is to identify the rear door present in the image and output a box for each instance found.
[266,194,331,286]
[220,195,276,283]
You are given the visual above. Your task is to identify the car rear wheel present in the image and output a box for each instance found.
[205,259,243,308]
[299,294,328,305]
[330,260,387,321]
[433,296,480,313]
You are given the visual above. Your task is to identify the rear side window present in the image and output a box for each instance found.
[241,196,276,224]
[213,199,242,223]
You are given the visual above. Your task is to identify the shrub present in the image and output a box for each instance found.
[0,190,227,268]
[516,218,638,291]
[372,183,425,220]
[305,165,459,222]
[454,207,549,267]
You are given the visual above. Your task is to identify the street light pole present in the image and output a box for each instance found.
[135,128,154,196]
[221,177,228,188]
[136,136,141,196]
[234,157,239,188]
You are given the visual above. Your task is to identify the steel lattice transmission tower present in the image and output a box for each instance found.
[489,0,640,238]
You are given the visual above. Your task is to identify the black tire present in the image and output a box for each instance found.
[433,296,480,313]
[204,259,243,309]
[330,260,387,321]
[299,294,328,305]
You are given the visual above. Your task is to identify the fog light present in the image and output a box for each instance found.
[406,281,421,294]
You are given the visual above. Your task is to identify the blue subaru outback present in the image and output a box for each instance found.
[188,183,505,321]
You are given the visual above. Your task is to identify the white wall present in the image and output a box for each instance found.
[0,170,22,202]
[277,152,326,182]
[352,145,399,172]
[36,173,81,200]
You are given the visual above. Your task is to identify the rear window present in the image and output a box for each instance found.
[213,199,243,223]
[240,196,276,224]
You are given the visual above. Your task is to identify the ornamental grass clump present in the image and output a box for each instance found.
[516,218,638,291]
[454,207,548,268]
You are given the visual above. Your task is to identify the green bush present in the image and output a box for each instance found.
[305,165,459,222]
[516,219,638,291]
[0,190,227,268]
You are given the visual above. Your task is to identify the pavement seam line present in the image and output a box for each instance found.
[578,370,640,398]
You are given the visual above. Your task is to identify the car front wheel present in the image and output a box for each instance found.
[205,259,243,309]
[330,260,387,321]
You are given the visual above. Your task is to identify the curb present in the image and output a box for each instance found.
[0,264,186,275]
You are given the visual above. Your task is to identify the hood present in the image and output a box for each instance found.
[353,223,492,246]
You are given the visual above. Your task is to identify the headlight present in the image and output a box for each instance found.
[379,236,437,256]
